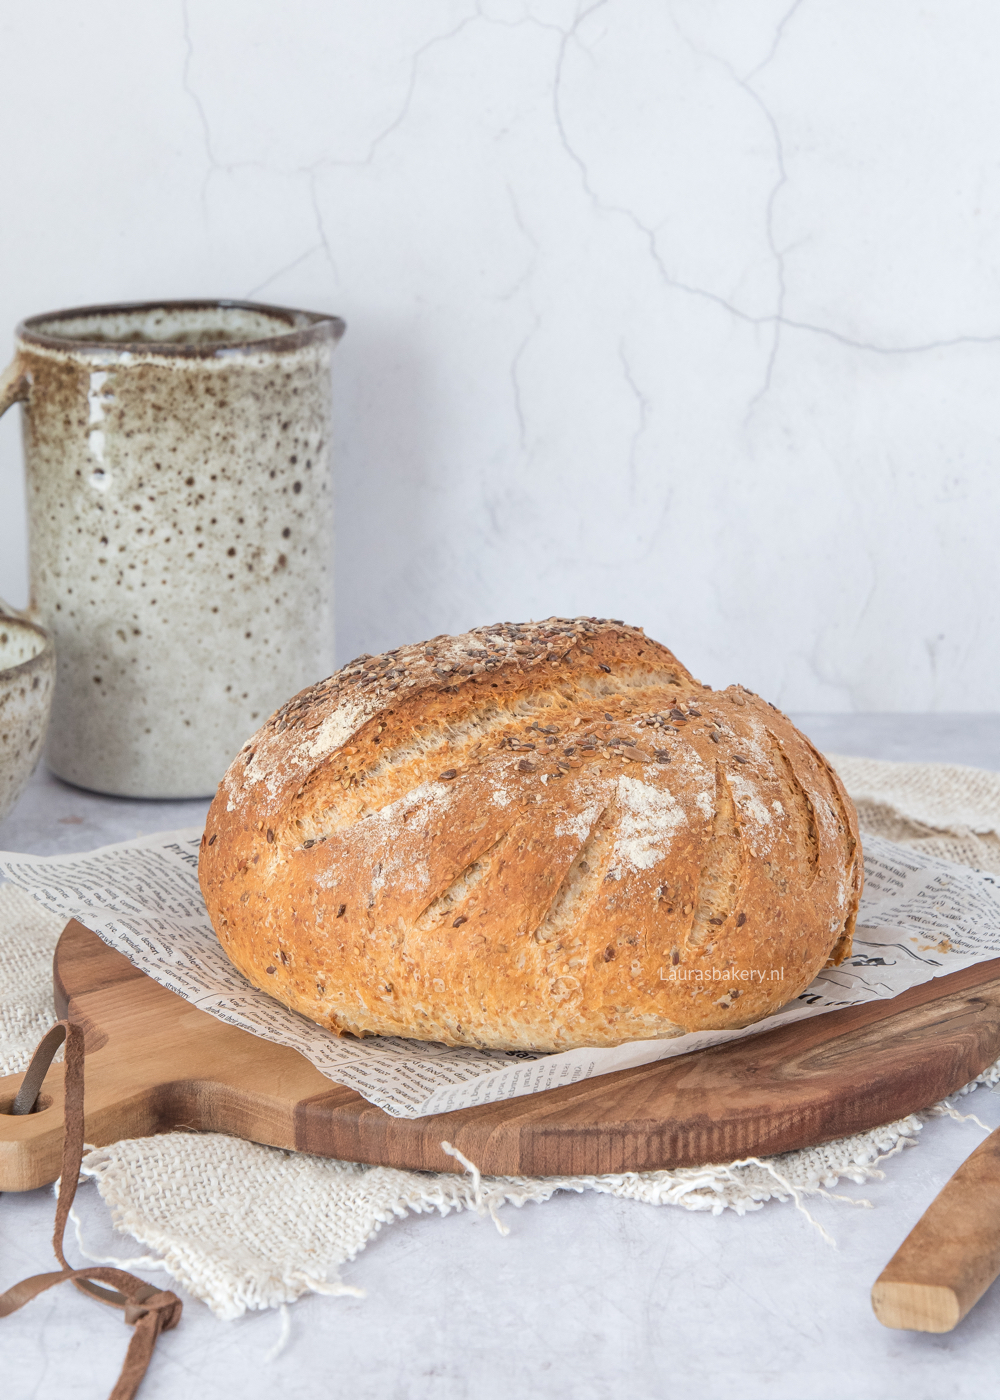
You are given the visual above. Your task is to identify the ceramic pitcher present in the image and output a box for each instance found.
[0,300,344,798]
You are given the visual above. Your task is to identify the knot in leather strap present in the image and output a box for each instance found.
[124,1289,183,1331]
[2,1020,184,1399]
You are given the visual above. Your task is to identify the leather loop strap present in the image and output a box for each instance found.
[10,1021,66,1115]
[1,1019,183,1398]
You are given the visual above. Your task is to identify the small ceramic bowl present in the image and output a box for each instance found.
[0,613,55,823]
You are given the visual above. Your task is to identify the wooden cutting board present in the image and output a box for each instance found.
[3,919,1000,1192]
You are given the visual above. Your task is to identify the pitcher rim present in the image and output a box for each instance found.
[17,299,346,359]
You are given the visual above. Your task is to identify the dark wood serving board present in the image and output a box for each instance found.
[3,919,1000,1192]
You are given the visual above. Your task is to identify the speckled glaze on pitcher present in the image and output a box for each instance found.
[0,300,344,798]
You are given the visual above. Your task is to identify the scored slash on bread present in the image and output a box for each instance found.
[199,617,863,1052]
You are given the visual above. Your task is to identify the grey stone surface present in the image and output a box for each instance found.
[791,712,1000,772]
[0,763,210,857]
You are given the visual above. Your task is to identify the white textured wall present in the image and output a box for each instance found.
[1,1,997,710]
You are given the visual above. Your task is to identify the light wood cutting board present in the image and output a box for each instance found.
[2,919,1000,1191]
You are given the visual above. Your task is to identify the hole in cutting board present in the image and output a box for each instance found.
[0,1093,54,1115]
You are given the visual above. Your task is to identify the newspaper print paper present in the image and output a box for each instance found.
[2,829,999,1118]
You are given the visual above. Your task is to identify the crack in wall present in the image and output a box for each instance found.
[341,9,482,169]
[619,341,650,502]
[745,0,807,82]
[510,313,542,455]
[187,0,1000,375]
[305,167,339,283]
[181,4,484,277]
[244,244,324,300]
[552,0,1000,392]
[500,184,541,303]
[737,81,789,416]
[181,0,229,216]
[667,8,794,417]
[242,10,487,295]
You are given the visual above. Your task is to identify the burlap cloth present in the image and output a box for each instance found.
[3,754,1000,1321]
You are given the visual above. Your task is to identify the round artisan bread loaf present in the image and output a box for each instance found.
[199,617,862,1052]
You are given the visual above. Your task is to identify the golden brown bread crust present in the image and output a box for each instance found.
[199,617,862,1051]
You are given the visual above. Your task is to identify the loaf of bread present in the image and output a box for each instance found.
[199,617,862,1052]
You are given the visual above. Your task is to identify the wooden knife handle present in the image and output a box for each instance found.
[873,1124,1000,1331]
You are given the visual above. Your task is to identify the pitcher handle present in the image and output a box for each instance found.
[0,352,31,619]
